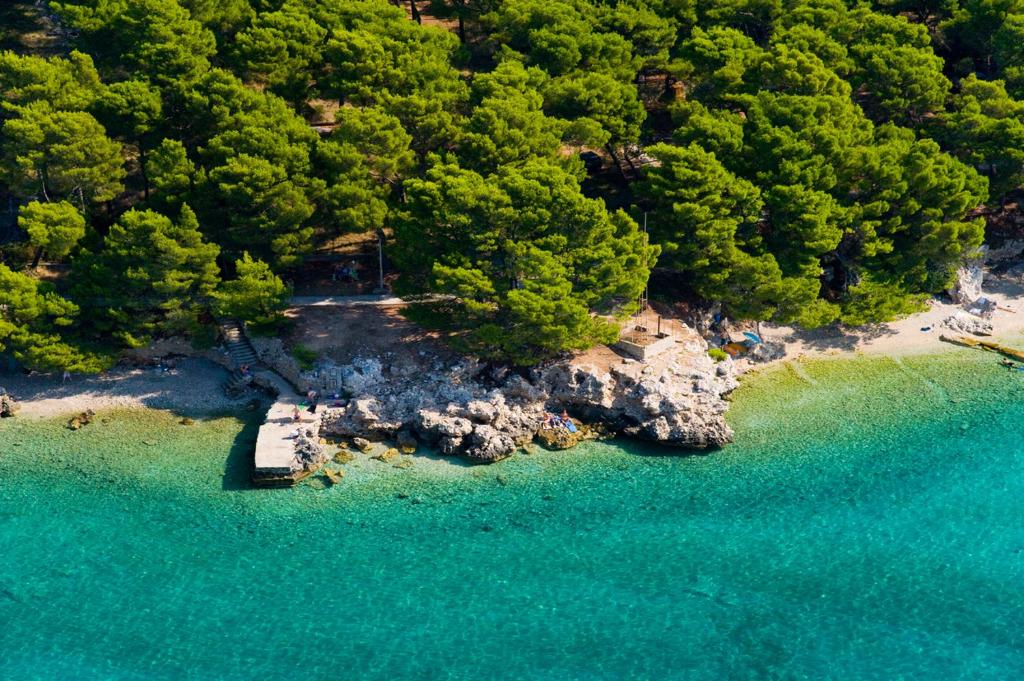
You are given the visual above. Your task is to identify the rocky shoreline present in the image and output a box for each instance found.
[314,322,737,464]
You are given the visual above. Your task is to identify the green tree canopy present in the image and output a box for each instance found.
[231,2,326,102]
[1,102,125,207]
[202,154,315,268]
[393,158,658,364]
[71,206,221,347]
[214,252,292,331]
[54,0,216,85]
[18,200,87,265]
[315,106,413,236]
[931,75,1024,200]
[0,50,104,116]
[0,264,106,372]
[318,1,468,155]
[460,61,567,172]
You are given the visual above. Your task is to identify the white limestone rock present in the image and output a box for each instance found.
[947,262,984,304]
[942,310,993,336]
[319,319,738,461]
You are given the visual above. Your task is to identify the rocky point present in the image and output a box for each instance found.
[317,320,737,464]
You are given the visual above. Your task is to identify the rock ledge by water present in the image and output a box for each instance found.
[318,322,736,463]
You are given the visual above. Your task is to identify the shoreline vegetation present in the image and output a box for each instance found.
[6,270,1024,465]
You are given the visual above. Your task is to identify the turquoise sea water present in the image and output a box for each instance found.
[1,350,1023,679]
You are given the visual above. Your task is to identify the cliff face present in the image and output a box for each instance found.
[319,322,736,463]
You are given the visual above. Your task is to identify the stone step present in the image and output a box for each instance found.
[220,321,261,370]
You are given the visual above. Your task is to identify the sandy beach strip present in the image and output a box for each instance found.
[0,358,253,420]
[754,273,1024,363]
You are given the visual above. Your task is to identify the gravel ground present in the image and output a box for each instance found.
[0,358,257,419]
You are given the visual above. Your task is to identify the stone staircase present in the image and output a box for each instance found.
[220,320,260,398]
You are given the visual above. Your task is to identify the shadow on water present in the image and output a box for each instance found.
[591,436,721,459]
[222,413,262,491]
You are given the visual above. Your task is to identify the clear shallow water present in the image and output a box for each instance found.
[1,351,1023,679]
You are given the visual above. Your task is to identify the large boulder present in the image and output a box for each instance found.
[337,357,384,394]
[535,421,604,450]
[294,432,327,468]
[746,341,786,363]
[415,410,473,442]
[535,347,737,450]
[0,390,18,418]
[947,261,984,304]
[463,425,517,463]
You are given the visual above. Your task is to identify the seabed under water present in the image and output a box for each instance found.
[1,350,1022,679]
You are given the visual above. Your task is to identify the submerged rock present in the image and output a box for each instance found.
[535,421,604,450]
[0,390,19,418]
[67,409,96,430]
[396,430,418,454]
[372,447,400,463]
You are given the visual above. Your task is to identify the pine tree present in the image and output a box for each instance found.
[393,158,658,364]
[71,206,221,347]
[214,253,292,332]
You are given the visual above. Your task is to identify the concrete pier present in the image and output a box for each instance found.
[251,370,320,487]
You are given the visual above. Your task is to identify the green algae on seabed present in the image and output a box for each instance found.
[1,351,1023,680]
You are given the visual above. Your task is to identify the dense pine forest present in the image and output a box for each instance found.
[1,0,1021,369]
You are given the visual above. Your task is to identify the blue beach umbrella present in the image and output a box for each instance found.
[742,332,762,345]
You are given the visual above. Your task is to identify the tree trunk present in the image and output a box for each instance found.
[32,246,44,269]
[409,0,421,23]
[605,143,627,182]
[458,14,465,43]
[139,144,150,200]
[622,146,639,177]
[40,165,52,202]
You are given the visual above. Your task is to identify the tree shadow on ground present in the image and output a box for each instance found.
[983,273,1024,300]
[775,322,901,353]
[0,358,256,418]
